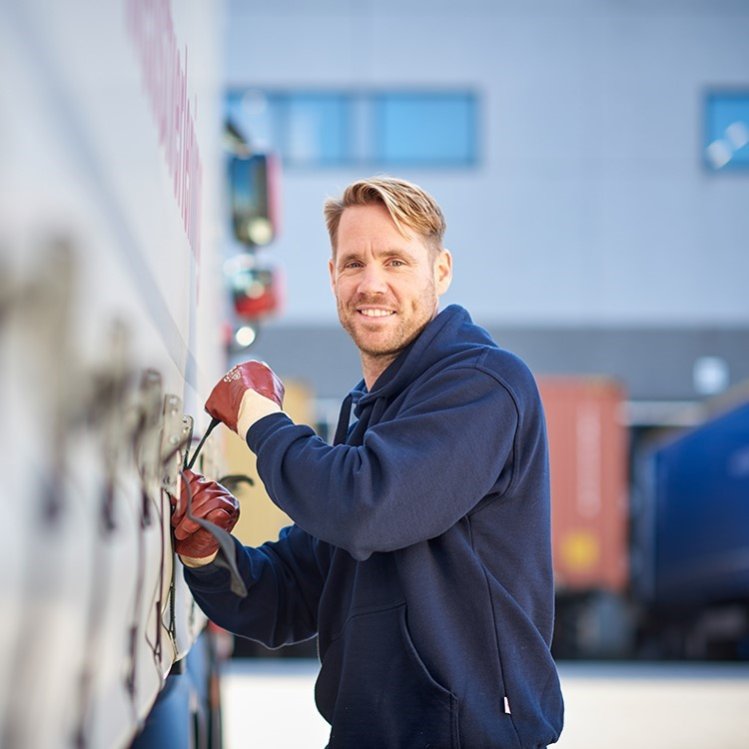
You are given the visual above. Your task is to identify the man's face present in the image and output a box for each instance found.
[328,203,452,366]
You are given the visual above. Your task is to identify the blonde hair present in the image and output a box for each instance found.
[324,176,446,254]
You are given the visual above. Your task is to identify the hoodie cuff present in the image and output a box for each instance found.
[246,411,295,451]
[183,559,231,590]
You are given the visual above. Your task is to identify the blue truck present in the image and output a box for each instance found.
[634,399,749,659]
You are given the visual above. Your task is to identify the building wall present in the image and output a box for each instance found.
[225,0,749,402]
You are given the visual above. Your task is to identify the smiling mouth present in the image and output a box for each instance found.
[357,308,395,318]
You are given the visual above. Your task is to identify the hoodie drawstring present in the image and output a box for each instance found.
[333,392,354,445]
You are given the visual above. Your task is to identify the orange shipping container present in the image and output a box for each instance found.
[537,377,629,594]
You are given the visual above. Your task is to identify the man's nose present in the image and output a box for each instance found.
[357,264,388,294]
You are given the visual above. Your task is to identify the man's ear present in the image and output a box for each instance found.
[435,248,453,296]
[328,257,336,294]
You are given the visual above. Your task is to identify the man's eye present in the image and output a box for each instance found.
[389,259,406,267]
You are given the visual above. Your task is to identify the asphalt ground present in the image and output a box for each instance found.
[221,659,749,748]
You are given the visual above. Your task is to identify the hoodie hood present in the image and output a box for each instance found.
[330,305,497,445]
[353,304,495,414]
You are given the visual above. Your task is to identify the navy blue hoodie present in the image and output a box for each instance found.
[185,305,564,748]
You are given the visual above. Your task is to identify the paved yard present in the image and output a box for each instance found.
[222,659,749,749]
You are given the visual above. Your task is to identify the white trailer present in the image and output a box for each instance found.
[0,1,231,746]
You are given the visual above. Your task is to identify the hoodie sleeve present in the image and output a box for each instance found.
[246,359,527,560]
[184,525,327,647]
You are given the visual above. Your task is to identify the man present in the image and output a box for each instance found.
[172,177,564,748]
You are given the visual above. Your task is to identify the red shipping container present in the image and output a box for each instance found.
[537,377,629,594]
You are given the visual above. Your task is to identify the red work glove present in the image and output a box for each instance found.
[170,469,240,561]
[204,361,285,436]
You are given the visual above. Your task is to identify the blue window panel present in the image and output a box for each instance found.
[705,91,749,171]
[374,93,477,166]
[279,93,351,166]
[225,89,479,169]
[226,89,276,152]
[225,91,351,166]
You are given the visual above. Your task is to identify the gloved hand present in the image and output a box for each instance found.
[170,469,240,564]
[204,361,285,437]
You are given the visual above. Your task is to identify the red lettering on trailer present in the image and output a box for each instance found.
[125,0,203,268]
